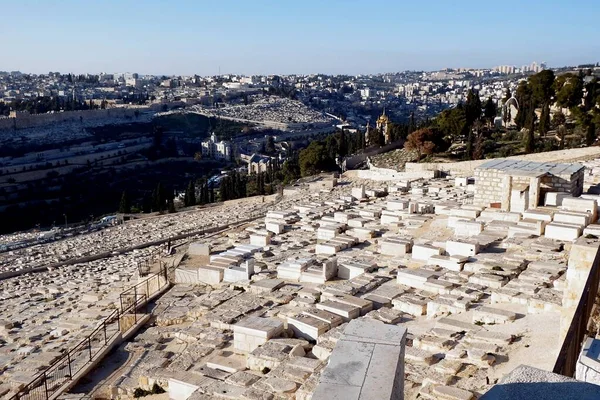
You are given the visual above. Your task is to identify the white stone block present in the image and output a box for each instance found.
[266,222,285,234]
[554,212,590,227]
[544,192,571,206]
[446,240,479,257]
[250,234,271,247]
[412,244,443,261]
[351,186,366,200]
[454,221,484,237]
[455,177,468,187]
[545,222,582,241]
[198,266,224,284]
[387,199,409,211]
[380,238,412,256]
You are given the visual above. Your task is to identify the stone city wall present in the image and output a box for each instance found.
[0,106,150,131]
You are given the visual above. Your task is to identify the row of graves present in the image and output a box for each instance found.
[152,175,598,399]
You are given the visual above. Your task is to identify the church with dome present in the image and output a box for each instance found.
[365,109,392,147]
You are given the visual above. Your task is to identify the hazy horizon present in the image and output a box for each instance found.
[2,0,599,76]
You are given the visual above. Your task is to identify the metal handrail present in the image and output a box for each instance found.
[8,212,267,399]
[9,267,168,400]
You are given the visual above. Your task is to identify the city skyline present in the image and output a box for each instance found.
[3,59,595,77]
[2,0,599,76]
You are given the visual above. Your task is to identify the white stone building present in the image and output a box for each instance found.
[474,159,585,212]
[201,132,232,161]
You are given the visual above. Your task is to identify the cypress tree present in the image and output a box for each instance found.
[151,186,159,212]
[466,129,474,160]
[586,122,597,146]
[338,130,348,158]
[118,191,131,213]
[233,171,241,199]
[219,177,230,201]
[167,199,176,213]
[184,180,196,207]
[256,172,265,195]
[539,103,550,136]
[523,108,536,153]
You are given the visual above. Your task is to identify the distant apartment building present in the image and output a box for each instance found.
[125,78,142,88]
[495,65,516,74]
[201,133,232,161]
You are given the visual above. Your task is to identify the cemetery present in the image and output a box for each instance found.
[3,157,600,399]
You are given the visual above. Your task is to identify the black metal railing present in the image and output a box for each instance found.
[9,267,168,400]
[7,210,271,399]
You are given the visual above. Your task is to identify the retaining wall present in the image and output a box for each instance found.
[405,147,600,177]
[346,166,438,182]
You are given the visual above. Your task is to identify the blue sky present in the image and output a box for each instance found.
[1,0,599,75]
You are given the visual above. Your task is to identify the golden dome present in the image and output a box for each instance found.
[377,110,389,125]
[377,114,389,123]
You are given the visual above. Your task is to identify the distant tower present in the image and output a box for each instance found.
[376,108,391,144]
